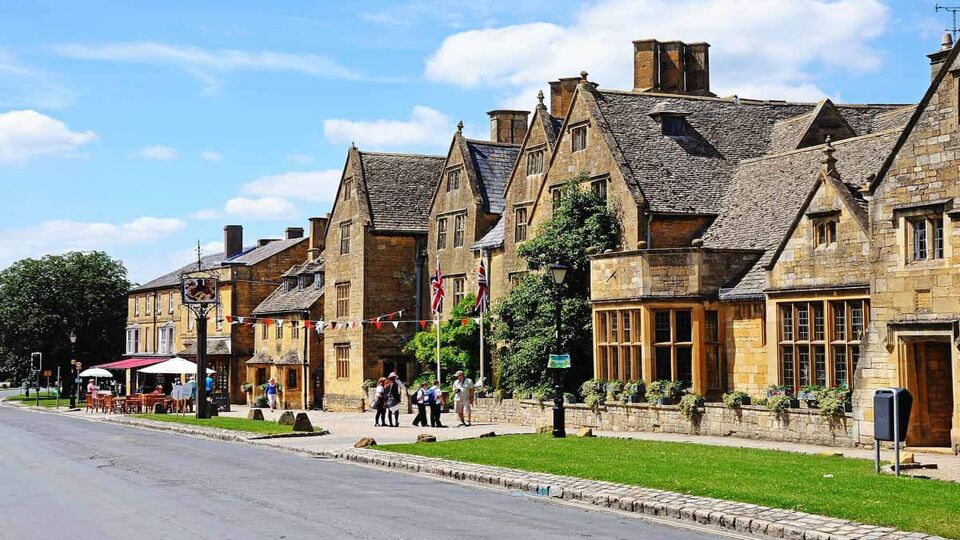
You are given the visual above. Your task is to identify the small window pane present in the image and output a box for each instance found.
[781,306,794,341]
[833,303,847,341]
[797,304,809,341]
[674,310,692,342]
[782,347,795,389]
[654,311,671,343]
[814,346,826,387]
[798,348,810,386]
[676,347,692,386]
[655,347,672,380]
[833,345,847,387]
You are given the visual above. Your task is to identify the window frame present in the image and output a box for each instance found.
[571,125,587,152]
[336,282,351,318]
[514,206,529,242]
[778,299,865,391]
[651,309,694,386]
[342,178,353,201]
[339,221,351,255]
[452,275,466,307]
[436,217,447,250]
[453,213,466,248]
[526,148,544,176]
[446,169,461,192]
[595,309,642,382]
[335,344,351,379]
[907,214,945,263]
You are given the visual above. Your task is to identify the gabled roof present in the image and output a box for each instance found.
[253,257,325,315]
[585,88,903,215]
[465,139,520,214]
[700,130,901,300]
[131,237,306,292]
[501,104,564,203]
[471,217,504,250]
[356,150,445,233]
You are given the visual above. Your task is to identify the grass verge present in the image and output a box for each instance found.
[381,434,960,538]
[137,414,294,435]
[5,393,70,408]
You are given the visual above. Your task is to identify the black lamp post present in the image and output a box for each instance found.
[69,332,77,408]
[549,262,568,438]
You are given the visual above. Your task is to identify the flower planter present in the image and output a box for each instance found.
[796,391,818,401]
[563,396,577,404]
[767,390,789,398]
[738,396,752,406]
[655,397,677,406]
[787,398,801,408]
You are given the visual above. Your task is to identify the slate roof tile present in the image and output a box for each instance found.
[471,217,504,250]
[465,139,520,214]
[358,151,445,233]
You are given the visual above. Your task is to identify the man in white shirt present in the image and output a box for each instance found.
[452,370,474,427]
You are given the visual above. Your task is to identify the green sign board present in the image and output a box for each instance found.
[547,353,571,369]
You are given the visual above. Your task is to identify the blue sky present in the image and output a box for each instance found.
[0,0,947,283]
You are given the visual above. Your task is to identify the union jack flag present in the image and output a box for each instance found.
[474,260,488,313]
[431,261,444,313]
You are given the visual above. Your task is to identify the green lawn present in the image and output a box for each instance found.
[381,434,960,538]
[4,392,71,408]
[137,414,294,435]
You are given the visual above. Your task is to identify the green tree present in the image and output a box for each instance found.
[0,251,130,384]
[404,294,488,385]
[493,173,621,391]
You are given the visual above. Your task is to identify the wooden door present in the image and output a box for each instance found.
[906,342,954,447]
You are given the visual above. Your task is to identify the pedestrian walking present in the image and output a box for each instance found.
[373,377,387,426]
[429,380,445,428]
[385,373,402,427]
[412,382,429,426]
[453,370,474,427]
[265,377,279,411]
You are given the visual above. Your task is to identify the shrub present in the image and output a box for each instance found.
[623,380,645,402]
[531,386,551,402]
[584,393,601,409]
[605,380,625,402]
[679,393,703,419]
[722,390,750,409]
[240,382,253,393]
[253,396,268,408]
[362,378,377,390]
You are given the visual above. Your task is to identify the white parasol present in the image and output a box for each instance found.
[79,368,114,378]
[138,356,215,375]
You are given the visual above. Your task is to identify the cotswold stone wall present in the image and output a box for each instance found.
[472,397,856,447]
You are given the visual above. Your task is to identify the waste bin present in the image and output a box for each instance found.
[874,388,912,442]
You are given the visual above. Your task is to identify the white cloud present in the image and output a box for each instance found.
[240,169,342,203]
[53,41,361,93]
[425,0,889,103]
[188,208,223,220]
[168,241,225,267]
[0,216,185,268]
[224,196,299,220]
[323,105,451,148]
[201,150,222,162]
[0,109,97,164]
[139,145,178,160]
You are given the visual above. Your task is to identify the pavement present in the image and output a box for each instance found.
[0,404,726,540]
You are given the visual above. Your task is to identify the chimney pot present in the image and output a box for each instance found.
[223,225,243,258]
[307,216,328,259]
[285,227,304,240]
[943,32,954,50]
[549,76,581,118]
[633,39,712,96]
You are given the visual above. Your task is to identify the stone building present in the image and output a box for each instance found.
[247,217,327,410]
[322,145,444,410]
[427,116,521,316]
[123,225,308,403]
[585,35,960,452]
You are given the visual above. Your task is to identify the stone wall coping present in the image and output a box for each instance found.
[485,397,851,420]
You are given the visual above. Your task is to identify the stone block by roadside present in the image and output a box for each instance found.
[576,428,594,437]
[277,411,295,425]
[247,409,264,421]
[417,434,437,443]
[354,437,376,448]
[292,413,313,432]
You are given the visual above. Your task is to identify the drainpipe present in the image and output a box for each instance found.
[302,310,309,410]
[415,237,426,321]
[645,212,654,248]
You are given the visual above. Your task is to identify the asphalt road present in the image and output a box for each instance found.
[0,404,727,540]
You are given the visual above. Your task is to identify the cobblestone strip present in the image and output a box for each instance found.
[317,448,942,540]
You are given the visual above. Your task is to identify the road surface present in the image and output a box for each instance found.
[0,404,729,539]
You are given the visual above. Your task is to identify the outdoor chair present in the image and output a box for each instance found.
[84,395,94,413]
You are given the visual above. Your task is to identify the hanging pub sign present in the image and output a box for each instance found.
[181,276,219,305]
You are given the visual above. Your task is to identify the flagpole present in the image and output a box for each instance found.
[435,313,441,383]
[479,302,485,387]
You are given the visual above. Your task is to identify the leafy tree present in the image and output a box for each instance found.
[493,173,621,391]
[0,251,130,384]
[404,294,489,386]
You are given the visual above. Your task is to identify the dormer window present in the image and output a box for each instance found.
[283,277,297,292]
[314,272,324,289]
[661,115,688,137]
[299,274,314,289]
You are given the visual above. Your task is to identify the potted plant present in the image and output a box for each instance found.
[766,384,791,398]
[563,392,577,404]
[797,385,823,403]
[579,378,606,407]
[722,390,751,408]
[645,380,683,406]
[622,380,645,403]
[532,386,551,403]
[765,394,793,415]
[605,380,625,403]
[817,386,853,417]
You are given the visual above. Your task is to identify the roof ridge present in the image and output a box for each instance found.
[464,138,522,148]
[595,88,911,109]
[873,104,917,118]
[739,128,901,164]
[357,150,445,159]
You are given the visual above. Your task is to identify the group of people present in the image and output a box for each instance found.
[372,370,476,428]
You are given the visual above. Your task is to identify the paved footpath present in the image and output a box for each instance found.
[13,402,946,540]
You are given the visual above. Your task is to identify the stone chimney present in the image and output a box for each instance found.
[633,39,712,96]
[307,215,328,259]
[929,32,954,81]
[285,227,304,240]
[223,225,243,258]
[549,76,581,118]
[487,110,529,144]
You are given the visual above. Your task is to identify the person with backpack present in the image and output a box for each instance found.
[428,380,445,428]
[412,382,429,426]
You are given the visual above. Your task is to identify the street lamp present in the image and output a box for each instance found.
[549,262,568,438]
[69,332,77,409]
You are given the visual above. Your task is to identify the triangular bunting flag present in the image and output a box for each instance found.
[264,318,273,326]
[391,320,399,329]
[237,316,245,325]
[375,317,382,329]
[419,320,427,329]
[304,320,313,330]
[225,315,233,323]
[388,312,395,321]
